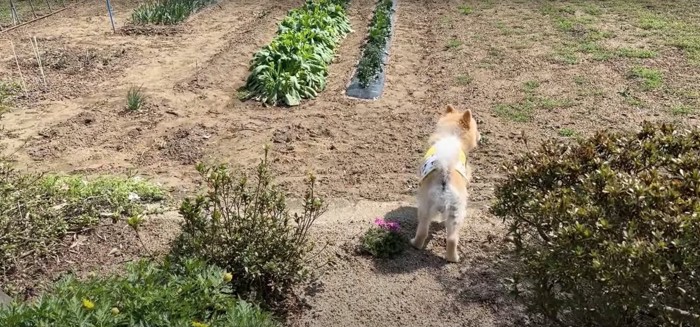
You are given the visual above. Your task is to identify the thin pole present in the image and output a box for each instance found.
[31,36,48,90]
[27,0,39,18]
[105,0,115,32]
[9,0,20,25]
[9,40,29,95]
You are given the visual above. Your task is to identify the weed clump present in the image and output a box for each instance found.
[492,122,700,326]
[126,86,146,111]
[172,148,325,309]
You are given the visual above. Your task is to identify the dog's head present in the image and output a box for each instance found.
[437,104,481,152]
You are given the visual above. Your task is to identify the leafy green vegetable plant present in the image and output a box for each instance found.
[356,0,393,87]
[244,0,351,106]
[0,259,278,327]
[491,122,700,327]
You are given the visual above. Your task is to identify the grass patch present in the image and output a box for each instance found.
[671,105,695,116]
[455,74,473,86]
[446,38,463,49]
[126,86,146,111]
[617,47,657,58]
[552,47,579,65]
[523,80,540,91]
[628,66,663,90]
[132,0,217,25]
[0,259,278,326]
[0,162,165,293]
[494,102,534,122]
[638,13,668,30]
[558,128,577,137]
[458,4,473,15]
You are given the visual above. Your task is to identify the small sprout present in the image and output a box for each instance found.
[127,215,145,230]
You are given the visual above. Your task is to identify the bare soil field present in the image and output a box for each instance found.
[1,0,699,326]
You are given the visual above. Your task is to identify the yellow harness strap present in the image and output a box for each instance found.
[419,146,468,182]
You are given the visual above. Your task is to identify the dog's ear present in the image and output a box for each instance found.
[445,104,457,114]
[460,110,472,129]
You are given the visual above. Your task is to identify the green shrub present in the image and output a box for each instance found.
[491,122,700,326]
[244,0,351,106]
[0,259,278,327]
[356,0,393,88]
[131,0,216,25]
[0,162,164,291]
[172,149,325,309]
[359,218,406,258]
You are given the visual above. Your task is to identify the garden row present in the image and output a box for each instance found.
[242,0,397,106]
[128,0,397,104]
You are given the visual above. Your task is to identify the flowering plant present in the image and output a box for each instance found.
[359,217,407,258]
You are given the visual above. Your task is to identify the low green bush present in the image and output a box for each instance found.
[172,148,325,309]
[359,217,406,258]
[132,0,216,25]
[243,0,351,106]
[0,259,278,327]
[492,122,700,326]
[0,161,164,292]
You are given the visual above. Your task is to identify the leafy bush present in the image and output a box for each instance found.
[132,0,216,25]
[243,0,351,106]
[491,122,700,326]
[359,217,406,258]
[0,259,278,327]
[0,162,164,291]
[356,0,393,87]
[172,149,325,308]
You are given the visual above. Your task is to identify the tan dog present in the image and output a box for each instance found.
[411,104,480,262]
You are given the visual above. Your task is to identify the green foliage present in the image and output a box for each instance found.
[356,0,393,88]
[458,4,473,15]
[0,81,21,113]
[492,122,700,326]
[131,0,216,25]
[0,259,278,327]
[126,86,146,111]
[617,47,658,59]
[359,219,406,258]
[172,149,325,308]
[244,0,351,106]
[0,161,164,289]
[629,66,663,90]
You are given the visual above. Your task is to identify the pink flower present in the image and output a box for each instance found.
[374,217,400,232]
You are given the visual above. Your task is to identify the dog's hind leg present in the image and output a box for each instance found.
[410,204,431,249]
[445,205,466,263]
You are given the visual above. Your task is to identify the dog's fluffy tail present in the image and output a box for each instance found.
[431,135,463,222]
[433,135,463,183]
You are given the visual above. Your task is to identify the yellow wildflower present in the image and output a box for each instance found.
[223,272,233,282]
[192,322,208,327]
[111,307,120,315]
[82,298,95,310]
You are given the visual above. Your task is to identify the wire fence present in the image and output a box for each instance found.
[0,0,82,30]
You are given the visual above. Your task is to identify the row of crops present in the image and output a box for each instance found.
[243,0,396,106]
